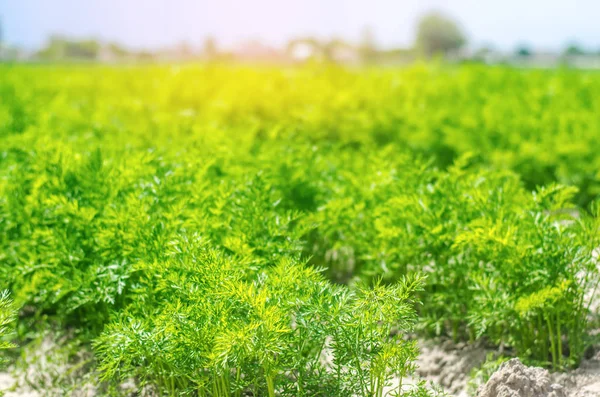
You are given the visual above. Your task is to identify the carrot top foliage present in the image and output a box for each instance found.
[0,64,599,394]
[0,291,16,367]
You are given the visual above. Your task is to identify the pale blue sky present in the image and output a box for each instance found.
[1,0,599,51]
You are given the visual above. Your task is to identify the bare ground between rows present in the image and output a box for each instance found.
[412,338,600,397]
[1,338,599,397]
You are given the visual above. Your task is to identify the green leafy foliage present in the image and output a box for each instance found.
[467,353,510,395]
[0,291,17,366]
[0,64,599,395]
[95,239,427,396]
[310,153,600,367]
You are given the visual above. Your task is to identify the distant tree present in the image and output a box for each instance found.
[37,36,100,60]
[564,42,585,57]
[415,12,466,57]
[69,39,100,58]
[37,35,66,59]
[515,45,532,57]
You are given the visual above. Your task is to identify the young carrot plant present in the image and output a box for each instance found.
[310,153,600,368]
[0,291,16,367]
[94,237,434,396]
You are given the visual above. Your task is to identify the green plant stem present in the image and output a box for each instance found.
[557,312,563,368]
[264,365,275,397]
[234,368,241,397]
[546,315,557,369]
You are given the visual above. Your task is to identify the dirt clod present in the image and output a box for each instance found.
[477,359,565,397]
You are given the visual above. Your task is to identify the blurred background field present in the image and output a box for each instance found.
[2,0,600,68]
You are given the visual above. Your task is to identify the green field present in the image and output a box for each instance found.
[1,64,599,396]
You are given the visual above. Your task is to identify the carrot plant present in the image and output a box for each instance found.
[0,291,16,366]
[310,153,600,368]
[94,237,433,396]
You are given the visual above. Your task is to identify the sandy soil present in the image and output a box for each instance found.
[477,359,566,397]
[415,339,492,396]
[412,340,600,397]
[552,351,600,397]
[0,372,37,397]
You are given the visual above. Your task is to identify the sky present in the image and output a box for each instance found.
[1,0,599,52]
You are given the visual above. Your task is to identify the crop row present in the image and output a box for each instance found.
[2,64,600,204]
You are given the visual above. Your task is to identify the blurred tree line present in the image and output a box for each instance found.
[3,12,599,65]
[38,35,102,60]
[27,12,471,64]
